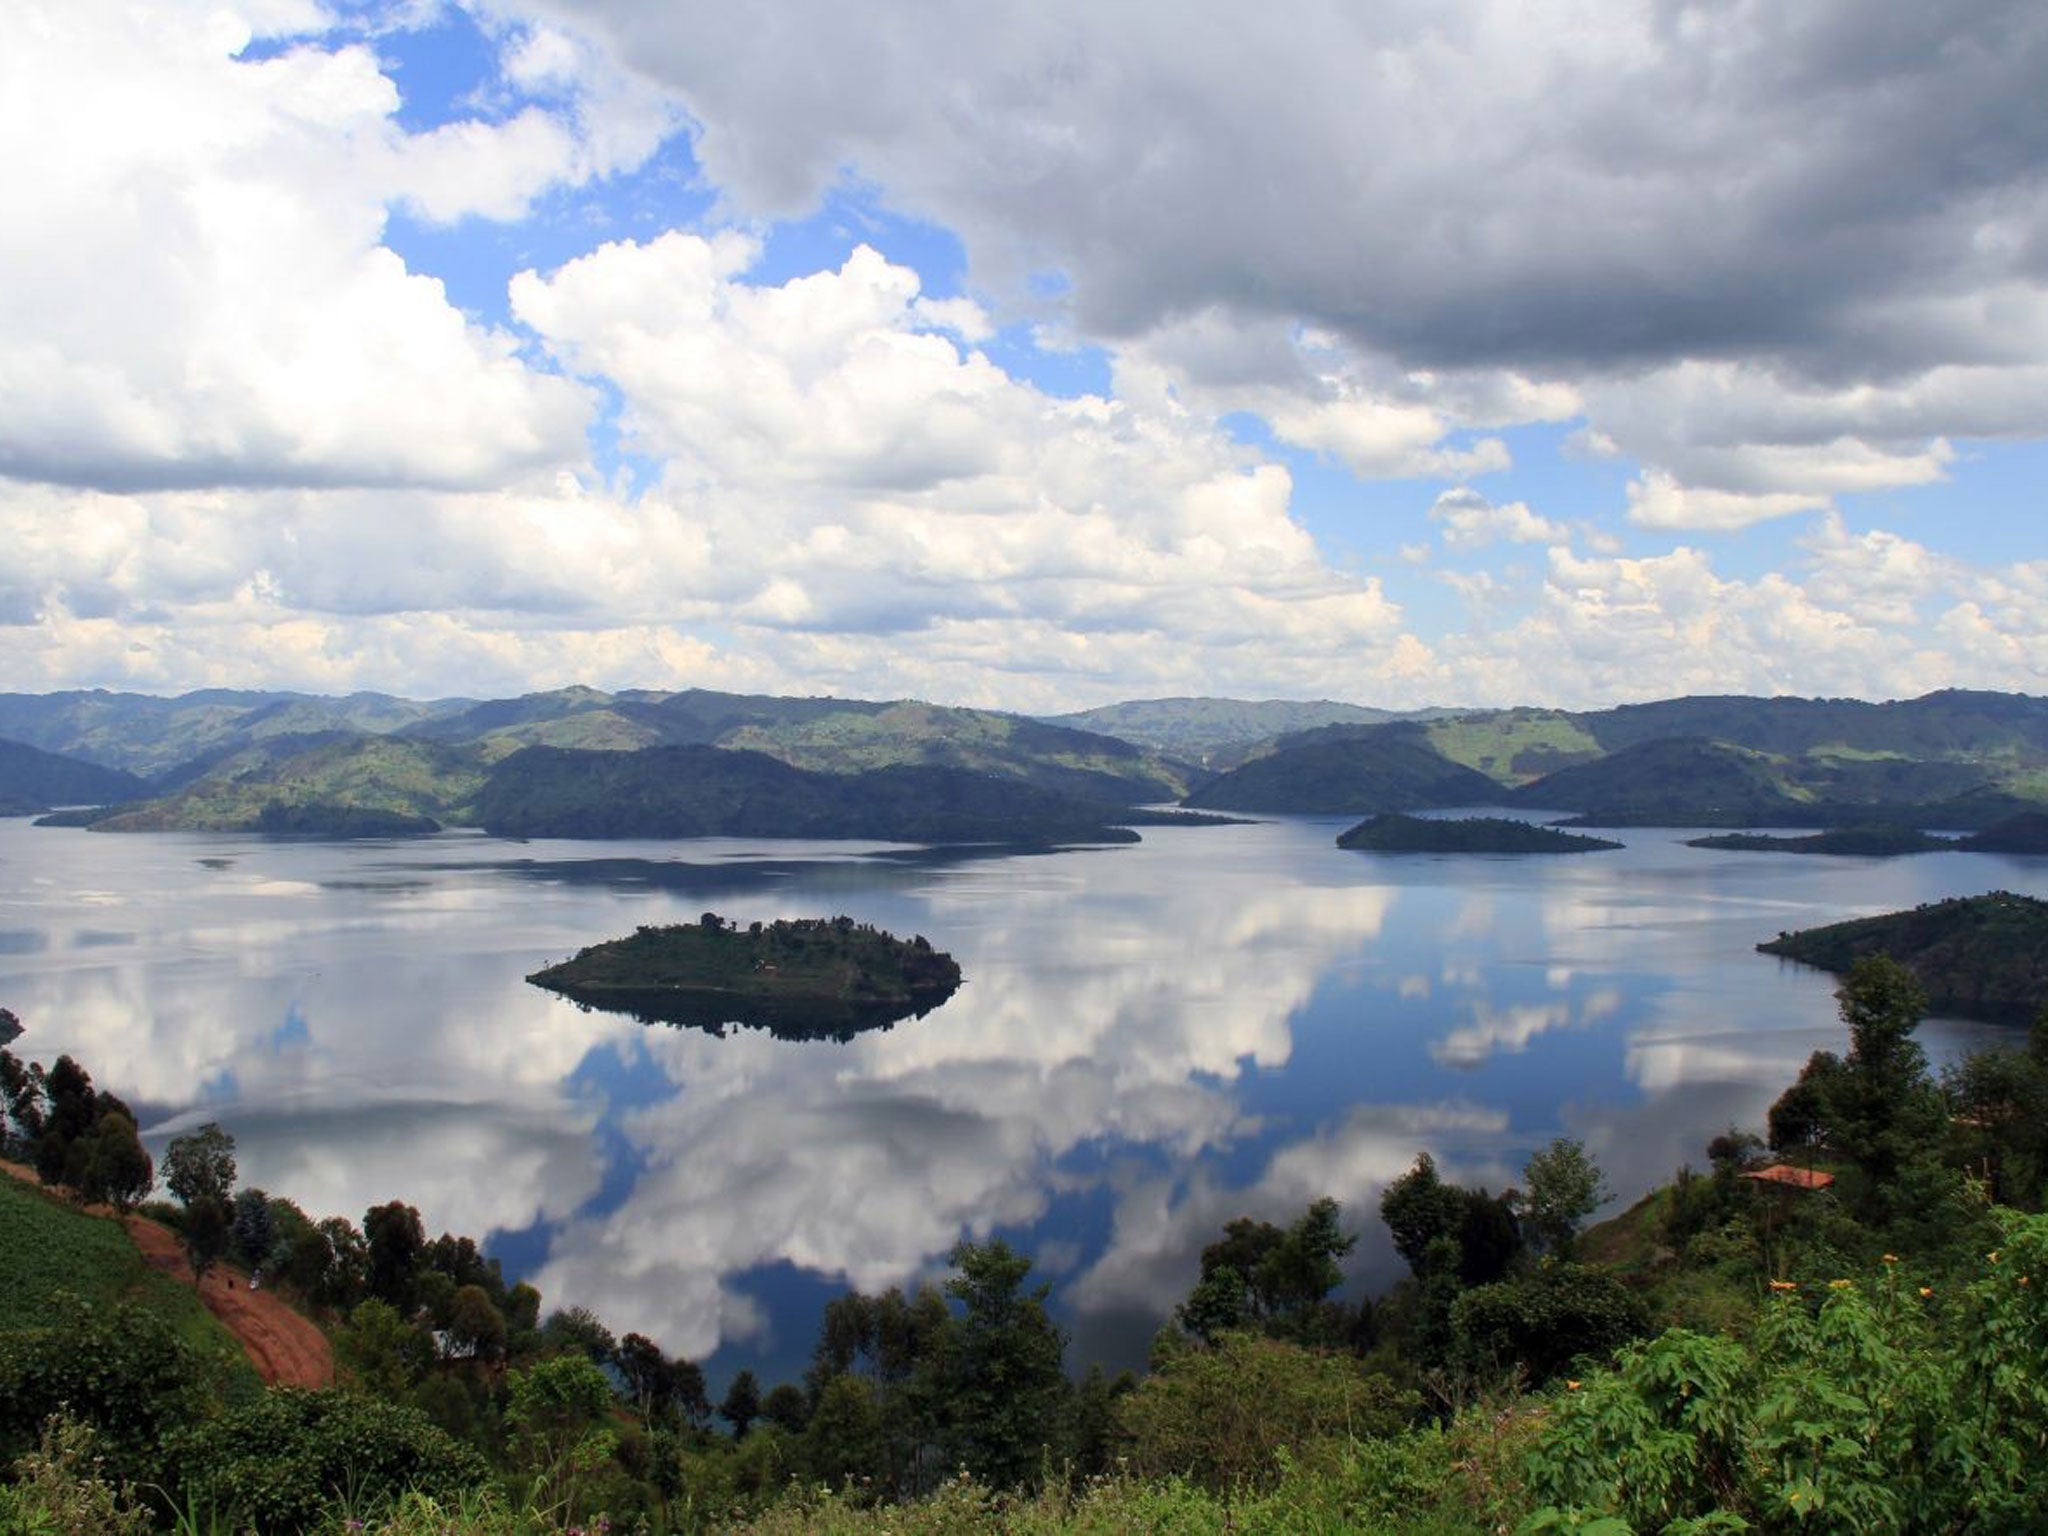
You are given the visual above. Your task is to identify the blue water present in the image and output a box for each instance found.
[0,814,2037,1387]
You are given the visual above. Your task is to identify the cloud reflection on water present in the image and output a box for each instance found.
[0,819,2039,1374]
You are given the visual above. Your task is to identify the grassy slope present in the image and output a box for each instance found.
[90,737,488,832]
[723,702,1193,801]
[1424,710,1604,786]
[0,1172,254,1382]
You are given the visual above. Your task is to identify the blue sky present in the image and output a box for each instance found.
[1,0,2042,710]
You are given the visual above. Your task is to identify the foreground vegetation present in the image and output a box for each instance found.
[6,946,2048,1532]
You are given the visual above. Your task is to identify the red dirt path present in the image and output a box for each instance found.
[123,1215,334,1389]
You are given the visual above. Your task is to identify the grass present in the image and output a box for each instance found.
[1425,713,1602,786]
[0,1171,256,1382]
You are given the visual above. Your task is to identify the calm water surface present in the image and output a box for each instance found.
[2,813,2041,1380]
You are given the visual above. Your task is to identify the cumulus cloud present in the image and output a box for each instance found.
[1429,488,1567,549]
[0,0,663,494]
[503,0,2048,516]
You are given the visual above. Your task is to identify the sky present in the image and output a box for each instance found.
[2,0,2045,713]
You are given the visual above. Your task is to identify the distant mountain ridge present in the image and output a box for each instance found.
[10,684,2048,834]
[1184,690,2048,822]
[1041,697,1446,766]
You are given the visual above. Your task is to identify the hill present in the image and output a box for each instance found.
[1757,891,2048,1024]
[0,737,147,814]
[79,737,486,834]
[0,1166,254,1380]
[1042,697,1416,766]
[1182,723,1502,813]
[1510,738,1816,825]
[1959,812,2048,854]
[1336,813,1622,853]
[0,689,467,777]
[722,700,1192,801]
[473,745,1149,844]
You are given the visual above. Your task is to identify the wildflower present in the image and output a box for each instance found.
[1919,1286,1934,1298]
[1882,1253,1898,1264]
[2022,1277,2032,1287]
[1769,1279,1797,1291]
[1829,1279,1854,1290]
[1566,1380,1582,1391]
[1990,1250,2002,1264]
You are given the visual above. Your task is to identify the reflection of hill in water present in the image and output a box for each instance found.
[544,985,954,1042]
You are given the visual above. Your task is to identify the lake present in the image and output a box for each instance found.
[1,812,2040,1384]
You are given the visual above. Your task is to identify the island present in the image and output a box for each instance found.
[1757,891,2048,1025]
[1336,813,1622,854]
[526,912,964,1040]
[1686,824,1951,856]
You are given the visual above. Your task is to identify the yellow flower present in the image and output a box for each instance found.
[1829,1279,1854,1290]
[1882,1253,1898,1264]
[1919,1286,1934,1298]
[1990,1250,2002,1264]
[1566,1380,1582,1391]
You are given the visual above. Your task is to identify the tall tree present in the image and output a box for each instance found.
[937,1238,1068,1491]
[161,1122,237,1207]
[720,1368,762,1439]
[363,1200,426,1310]
[73,1109,153,1211]
[162,1122,237,1280]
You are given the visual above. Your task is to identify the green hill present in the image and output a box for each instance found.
[1337,813,1621,853]
[474,745,1147,844]
[1960,812,2048,854]
[0,689,468,778]
[0,1171,253,1375]
[82,737,486,834]
[1183,723,1502,813]
[725,700,1191,801]
[1511,737,1813,825]
[1757,890,2048,1024]
[0,738,147,813]
[1042,697,1413,766]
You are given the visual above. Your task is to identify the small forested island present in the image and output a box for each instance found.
[526,913,963,1039]
[1687,823,1951,856]
[1758,890,2048,1023]
[1336,813,1622,854]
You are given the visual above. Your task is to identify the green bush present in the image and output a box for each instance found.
[165,1388,489,1534]
[1116,1331,1417,1492]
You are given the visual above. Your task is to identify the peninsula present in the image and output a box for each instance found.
[1757,891,2048,1025]
[526,913,964,1039]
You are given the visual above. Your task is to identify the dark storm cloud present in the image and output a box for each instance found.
[526,0,2048,378]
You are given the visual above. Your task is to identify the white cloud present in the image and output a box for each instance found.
[0,0,673,494]
[1429,487,1567,548]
